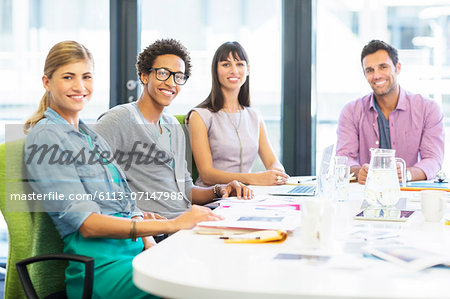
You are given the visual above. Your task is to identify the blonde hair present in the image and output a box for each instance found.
[24,40,94,133]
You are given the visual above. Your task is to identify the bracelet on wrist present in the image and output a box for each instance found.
[130,218,137,242]
[213,184,221,197]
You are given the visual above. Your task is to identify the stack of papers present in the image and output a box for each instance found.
[197,209,301,232]
[196,196,302,233]
[401,181,450,192]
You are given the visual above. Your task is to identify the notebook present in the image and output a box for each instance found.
[269,144,334,196]
[401,181,450,192]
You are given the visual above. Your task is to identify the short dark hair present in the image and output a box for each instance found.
[136,38,192,83]
[197,41,250,112]
[361,40,399,66]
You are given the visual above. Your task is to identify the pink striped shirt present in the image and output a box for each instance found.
[336,87,444,179]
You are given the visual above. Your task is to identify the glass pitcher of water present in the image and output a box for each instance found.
[364,148,406,209]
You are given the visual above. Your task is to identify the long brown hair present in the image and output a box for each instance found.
[24,40,93,133]
[197,41,250,112]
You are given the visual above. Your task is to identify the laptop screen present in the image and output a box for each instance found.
[318,144,334,176]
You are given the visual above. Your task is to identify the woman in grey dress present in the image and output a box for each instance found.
[187,41,288,186]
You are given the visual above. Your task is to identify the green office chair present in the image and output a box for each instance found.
[0,140,93,298]
[174,114,199,182]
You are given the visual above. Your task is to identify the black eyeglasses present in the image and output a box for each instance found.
[149,68,189,85]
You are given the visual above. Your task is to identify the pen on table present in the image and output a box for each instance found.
[219,235,261,240]
[297,178,317,184]
[284,178,317,185]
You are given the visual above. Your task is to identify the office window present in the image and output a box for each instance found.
[0,0,110,262]
[0,0,110,142]
[316,0,450,173]
[140,0,282,170]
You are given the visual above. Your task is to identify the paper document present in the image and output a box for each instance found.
[197,207,301,232]
[217,196,268,203]
[362,244,450,271]
[349,229,400,241]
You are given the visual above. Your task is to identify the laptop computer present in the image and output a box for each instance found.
[268,144,334,196]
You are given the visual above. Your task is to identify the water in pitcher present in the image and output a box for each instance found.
[364,168,400,207]
[364,148,405,209]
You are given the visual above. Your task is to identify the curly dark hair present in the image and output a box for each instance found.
[361,39,399,66]
[136,38,192,83]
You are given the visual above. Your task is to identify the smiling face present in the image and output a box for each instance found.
[140,54,185,109]
[43,60,93,123]
[362,49,400,97]
[217,52,249,92]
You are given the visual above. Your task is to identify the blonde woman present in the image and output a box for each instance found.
[24,41,221,298]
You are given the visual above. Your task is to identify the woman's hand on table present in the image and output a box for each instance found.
[172,205,223,231]
[219,180,254,200]
[253,169,289,186]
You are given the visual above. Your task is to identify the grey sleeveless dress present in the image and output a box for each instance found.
[188,107,261,186]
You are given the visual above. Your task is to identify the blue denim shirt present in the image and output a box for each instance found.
[24,108,143,238]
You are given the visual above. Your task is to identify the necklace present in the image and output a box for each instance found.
[224,110,243,173]
[223,105,242,113]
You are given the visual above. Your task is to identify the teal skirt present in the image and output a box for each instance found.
[63,222,159,299]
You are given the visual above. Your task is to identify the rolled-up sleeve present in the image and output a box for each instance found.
[414,101,445,179]
[130,202,144,218]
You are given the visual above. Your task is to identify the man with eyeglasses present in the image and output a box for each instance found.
[95,39,252,222]
[336,39,444,184]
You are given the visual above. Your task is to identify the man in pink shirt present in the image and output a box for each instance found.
[336,40,444,184]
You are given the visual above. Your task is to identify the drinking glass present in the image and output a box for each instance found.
[334,156,350,202]
[318,173,335,200]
